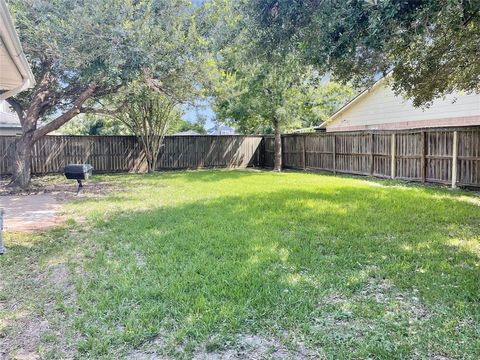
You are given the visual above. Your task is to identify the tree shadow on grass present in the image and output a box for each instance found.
[94,168,267,186]
[159,168,266,181]
[71,184,480,358]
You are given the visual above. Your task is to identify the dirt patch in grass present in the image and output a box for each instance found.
[193,334,316,360]
[0,176,122,200]
[313,277,432,351]
[127,350,169,360]
[359,278,429,320]
[321,277,429,319]
[2,315,50,360]
[0,262,80,359]
[126,333,317,360]
[429,354,454,360]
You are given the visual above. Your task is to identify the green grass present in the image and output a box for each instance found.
[1,170,479,359]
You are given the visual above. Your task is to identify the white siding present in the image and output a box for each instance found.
[0,127,21,136]
[0,100,21,135]
[328,83,480,130]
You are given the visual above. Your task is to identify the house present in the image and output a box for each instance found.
[0,0,35,136]
[174,130,201,136]
[0,0,35,101]
[207,124,237,135]
[0,100,21,135]
[320,76,480,132]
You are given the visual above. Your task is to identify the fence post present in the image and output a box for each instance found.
[421,131,426,182]
[391,133,396,179]
[302,135,306,170]
[452,130,458,188]
[332,134,336,174]
[370,133,374,175]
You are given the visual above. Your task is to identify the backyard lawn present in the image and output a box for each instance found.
[1,170,479,359]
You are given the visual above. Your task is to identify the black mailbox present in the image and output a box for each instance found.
[64,164,93,193]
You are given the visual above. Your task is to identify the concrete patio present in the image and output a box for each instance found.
[0,193,61,231]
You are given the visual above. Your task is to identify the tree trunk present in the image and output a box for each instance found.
[145,151,153,173]
[273,117,282,171]
[9,132,34,189]
[149,155,158,173]
[8,82,98,188]
[147,158,155,173]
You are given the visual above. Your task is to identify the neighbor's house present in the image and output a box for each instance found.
[173,130,201,136]
[320,76,480,132]
[0,100,21,135]
[208,124,237,135]
[0,0,35,134]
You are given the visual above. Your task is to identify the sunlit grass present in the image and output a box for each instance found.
[1,170,479,359]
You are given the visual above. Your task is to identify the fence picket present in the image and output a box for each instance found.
[0,135,264,176]
[265,127,480,188]
[1,127,479,188]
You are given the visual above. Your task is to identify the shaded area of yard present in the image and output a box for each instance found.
[1,170,479,359]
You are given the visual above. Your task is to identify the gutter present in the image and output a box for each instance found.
[0,0,35,100]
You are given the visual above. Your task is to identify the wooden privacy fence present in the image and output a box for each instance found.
[1,127,479,188]
[0,135,264,175]
[264,127,480,188]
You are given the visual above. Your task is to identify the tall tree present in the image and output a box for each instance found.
[116,82,182,173]
[7,0,207,188]
[246,0,480,106]
[212,48,352,170]
[209,1,300,170]
[212,52,297,170]
[210,0,353,170]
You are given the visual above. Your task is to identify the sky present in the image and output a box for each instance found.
[180,0,216,129]
[182,99,217,129]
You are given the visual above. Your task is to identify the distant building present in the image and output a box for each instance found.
[0,100,21,136]
[174,130,201,136]
[320,75,480,132]
[207,124,237,135]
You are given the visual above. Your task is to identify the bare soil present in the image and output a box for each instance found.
[0,263,79,359]
[0,177,122,231]
[0,176,121,199]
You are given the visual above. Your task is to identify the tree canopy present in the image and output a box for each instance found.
[175,118,208,134]
[245,0,480,106]
[8,0,478,185]
[59,115,131,136]
[7,0,211,187]
[115,81,182,173]
[209,0,355,170]
[212,54,353,134]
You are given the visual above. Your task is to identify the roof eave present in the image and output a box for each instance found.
[0,0,35,100]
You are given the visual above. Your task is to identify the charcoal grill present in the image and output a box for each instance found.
[64,164,93,194]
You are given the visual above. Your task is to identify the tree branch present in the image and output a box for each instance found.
[80,107,119,118]
[5,97,25,127]
[24,69,56,127]
[142,68,184,105]
[80,96,128,118]
[33,82,97,141]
